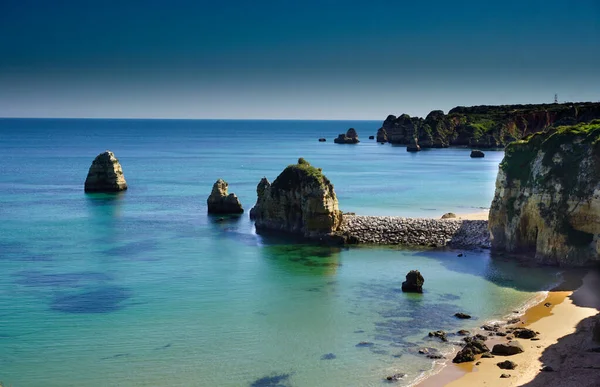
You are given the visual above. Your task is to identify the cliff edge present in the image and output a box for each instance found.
[489,120,600,266]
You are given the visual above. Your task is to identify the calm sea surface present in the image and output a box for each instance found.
[0,119,559,386]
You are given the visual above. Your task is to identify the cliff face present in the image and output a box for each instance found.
[380,102,600,149]
[489,120,600,266]
[250,158,343,238]
[84,151,128,193]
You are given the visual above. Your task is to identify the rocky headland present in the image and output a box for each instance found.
[489,120,600,266]
[84,151,128,193]
[378,102,600,149]
[207,179,244,214]
[250,158,343,239]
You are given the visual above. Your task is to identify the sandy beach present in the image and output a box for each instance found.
[454,209,489,221]
[418,270,600,387]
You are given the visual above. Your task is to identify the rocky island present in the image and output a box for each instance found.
[378,102,600,149]
[84,151,128,193]
[207,179,244,214]
[249,158,343,239]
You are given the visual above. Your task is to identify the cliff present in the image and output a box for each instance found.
[489,120,600,266]
[84,151,128,193]
[249,158,343,238]
[380,102,600,149]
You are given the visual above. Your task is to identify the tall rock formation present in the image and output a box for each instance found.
[207,179,244,214]
[84,151,128,193]
[489,120,600,266]
[250,158,343,238]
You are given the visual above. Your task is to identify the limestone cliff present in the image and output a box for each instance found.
[250,158,343,238]
[207,179,244,214]
[489,120,600,265]
[381,102,600,149]
[84,151,128,193]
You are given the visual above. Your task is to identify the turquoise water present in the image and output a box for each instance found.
[0,119,559,386]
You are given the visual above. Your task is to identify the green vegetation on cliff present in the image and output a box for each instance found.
[272,158,330,191]
[382,102,600,148]
[500,120,600,247]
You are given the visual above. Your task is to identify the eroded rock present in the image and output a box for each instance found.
[401,270,424,293]
[84,151,127,193]
[207,179,244,214]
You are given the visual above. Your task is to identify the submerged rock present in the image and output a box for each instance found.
[470,150,485,158]
[454,312,472,319]
[489,120,600,266]
[250,159,343,239]
[428,330,448,342]
[84,151,127,193]
[385,373,406,382]
[401,270,424,293]
[207,179,244,214]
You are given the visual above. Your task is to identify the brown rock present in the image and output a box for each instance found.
[84,151,128,193]
[207,179,244,214]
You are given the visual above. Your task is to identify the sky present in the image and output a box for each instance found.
[1,0,599,119]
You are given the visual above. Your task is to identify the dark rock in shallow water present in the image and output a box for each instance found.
[320,353,336,360]
[457,330,470,336]
[385,373,407,382]
[318,138,326,142]
[84,151,128,193]
[492,341,524,356]
[51,286,131,313]
[470,150,485,158]
[454,312,471,319]
[497,360,517,369]
[428,330,448,342]
[250,373,292,387]
[401,270,424,293]
[369,135,375,140]
[356,341,374,347]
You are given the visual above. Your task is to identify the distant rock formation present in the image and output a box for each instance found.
[250,158,343,238]
[318,138,326,142]
[376,127,388,143]
[207,179,244,214]
[334,128,360,144]
[470,150,485,158]
[406,137,421,152]
[401,270,424,293]
[368,135,374,140]
[84,151,128,193]
[489,120,600,266]
[381,102,600,149]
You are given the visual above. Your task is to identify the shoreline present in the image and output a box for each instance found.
[415,270,600,387]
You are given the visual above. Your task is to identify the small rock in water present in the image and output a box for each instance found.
[401,270,424,293]
[500,373,511,378]
[541,365,554,372]
[385,373,407,381]
[470,150,485,158]
[369,135,375,140]
[356,341,374,348]
[457,330,470,336]
[318,138,326,142]
[457,253,463,257]
[454,312,471,319]
[428,330,448,342]
[497,360,517,370]
[544,302,552,307]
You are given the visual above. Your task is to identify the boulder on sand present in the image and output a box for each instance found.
[492,341,524,356]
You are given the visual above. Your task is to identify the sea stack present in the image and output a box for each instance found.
[84,151,128,193]
[334,128,360,144]
[207,179,244,214]
[489,120,600,266]
[401,270,424,293]
[250,158,343,238]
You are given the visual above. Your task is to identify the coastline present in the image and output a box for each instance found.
[453,209,489,221]
[416,270,600,387]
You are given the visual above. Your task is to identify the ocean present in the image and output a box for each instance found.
[0,119,559,387]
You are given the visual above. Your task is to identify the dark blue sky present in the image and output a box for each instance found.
[1,0,599,119]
